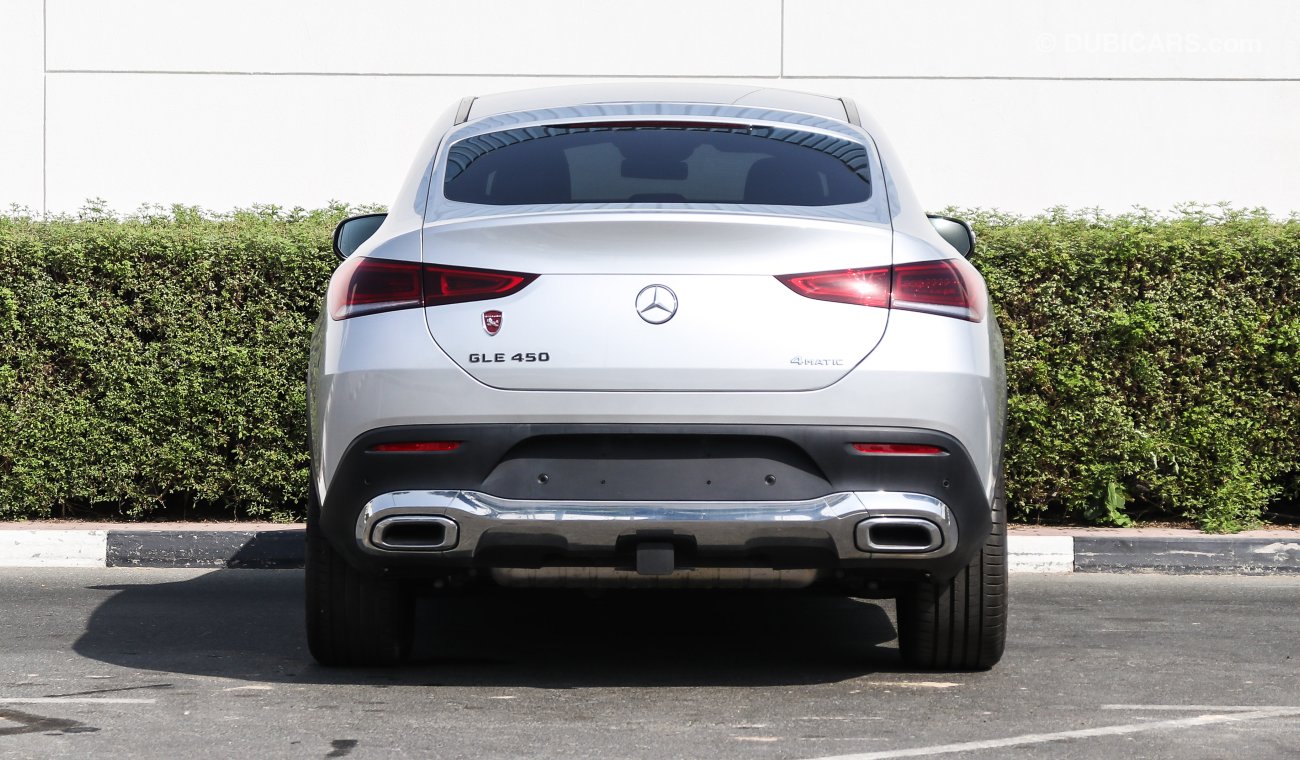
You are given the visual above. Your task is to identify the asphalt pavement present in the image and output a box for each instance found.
[0,569,1296,759]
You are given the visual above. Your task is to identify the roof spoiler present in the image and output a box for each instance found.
[840,98,862,127]
[454,96,477,125]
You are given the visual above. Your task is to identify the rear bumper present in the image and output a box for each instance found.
[310,306,1006,504]
[318,423,993,581]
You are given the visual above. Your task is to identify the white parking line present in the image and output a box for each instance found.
[861,682,958,689]
[0,697,157,705]
[797,717,886,722]
[802,708,1300,760]
[1102,704,1298,712]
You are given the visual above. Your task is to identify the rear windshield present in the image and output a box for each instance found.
[443,123,873,206]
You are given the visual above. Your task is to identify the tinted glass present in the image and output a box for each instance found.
[443,124,872,206]
[334,213,386,258]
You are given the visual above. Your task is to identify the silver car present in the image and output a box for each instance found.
[307,83,1007,670]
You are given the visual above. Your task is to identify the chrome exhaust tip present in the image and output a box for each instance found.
[370,515,459,552]
[855,516,944,553]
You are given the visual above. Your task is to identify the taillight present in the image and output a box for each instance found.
[371,441,461,452]
[328,257,422,320]
[775,268,890,308]
[852,443,946,455]
[892,260,984,322]
[777,259,984,322]
[422,264,536,307]
[329,258,537,320]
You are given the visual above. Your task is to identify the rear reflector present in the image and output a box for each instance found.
[329,258,536,320]
[777,259,985,321]
[852,443,946,455]
[371,441,461,452]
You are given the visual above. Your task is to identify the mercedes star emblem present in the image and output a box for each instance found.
[635,285,678,324]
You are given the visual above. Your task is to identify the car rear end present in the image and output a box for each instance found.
[307,89,1006,670]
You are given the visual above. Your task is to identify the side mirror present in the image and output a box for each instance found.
[927,214,976,259]
[332,213,387,259]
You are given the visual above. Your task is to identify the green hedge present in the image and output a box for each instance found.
[971,207,1300,532]
[0,205,343,522]
[1,205,1296,530]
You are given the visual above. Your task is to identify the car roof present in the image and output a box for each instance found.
[465,83,852,123]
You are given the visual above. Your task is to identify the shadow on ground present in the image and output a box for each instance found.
[72,570,904,688]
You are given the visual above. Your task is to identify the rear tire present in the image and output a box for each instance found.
[895,481,1007,671]
[305,491,414,666]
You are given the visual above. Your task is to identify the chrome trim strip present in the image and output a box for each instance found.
[355,490,956,561]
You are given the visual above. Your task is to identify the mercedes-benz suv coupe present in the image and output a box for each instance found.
[307,83,1007,670]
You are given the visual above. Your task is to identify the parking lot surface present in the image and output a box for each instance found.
[0,569,1296,759]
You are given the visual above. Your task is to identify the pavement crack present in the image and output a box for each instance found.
[43,683,174,698]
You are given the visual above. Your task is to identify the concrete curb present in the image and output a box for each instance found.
[2,526,1298,573]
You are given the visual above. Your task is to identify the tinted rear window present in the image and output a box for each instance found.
[443,123,873,206]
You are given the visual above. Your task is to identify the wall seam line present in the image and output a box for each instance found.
[780,0,785,79]
[42,0,47,216]
[38,70,1299,83]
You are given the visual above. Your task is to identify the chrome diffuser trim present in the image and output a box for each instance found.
[855,516,944,553]
[370,515,459,552]
[355,490,956,561]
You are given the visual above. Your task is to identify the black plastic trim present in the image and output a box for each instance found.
[926,214,977,259]
[332,212,388,260]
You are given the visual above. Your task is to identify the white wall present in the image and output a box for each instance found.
[2,0,1298,215]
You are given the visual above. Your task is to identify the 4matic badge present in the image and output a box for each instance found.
[790,356,845,366]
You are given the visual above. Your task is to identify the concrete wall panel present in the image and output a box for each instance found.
[46,74,1300,215]
[45,74,592,211]
[48,0,782,77]
[824,78,1300,213]
[785,0,1300,79]
[0,0,45,211]
[15,2,1300,214]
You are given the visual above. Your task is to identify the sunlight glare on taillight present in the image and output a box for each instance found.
[776,259,984,321]
[776,266,891,308]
